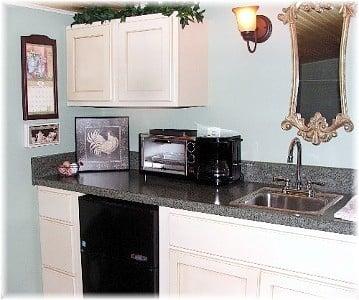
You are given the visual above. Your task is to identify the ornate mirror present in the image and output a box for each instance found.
[278,3,355,145]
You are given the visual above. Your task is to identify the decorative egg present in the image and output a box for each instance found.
[62,161,71,167]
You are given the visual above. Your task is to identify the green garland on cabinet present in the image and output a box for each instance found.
[72,3,205,29]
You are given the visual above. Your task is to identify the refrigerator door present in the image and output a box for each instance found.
[81,251,159,294]
[78,195,159,294]
[79,195,159,268]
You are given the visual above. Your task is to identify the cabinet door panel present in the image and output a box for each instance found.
[38,188,75,224]
[75,35,104,91]
[39,218,76,274]
[260,271,356,300]
[127,29,163,91]
[117,18,172,102]
[42,267,75,295]
[170,250,259,297]
[67,24,112,101]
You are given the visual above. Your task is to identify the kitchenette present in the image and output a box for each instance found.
[4,1,358,299]
[32,146,356,297]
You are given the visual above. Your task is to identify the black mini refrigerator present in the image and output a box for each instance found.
[78,195,159,294]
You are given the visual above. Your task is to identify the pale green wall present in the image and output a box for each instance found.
[102,3,357,168]
[5,5,102,294]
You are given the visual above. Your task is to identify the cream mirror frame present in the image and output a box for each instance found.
[278,3,356,145]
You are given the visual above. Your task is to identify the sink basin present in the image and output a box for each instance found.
[230,187,343,215]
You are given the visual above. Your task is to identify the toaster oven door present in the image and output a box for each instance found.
[141,136,187,175]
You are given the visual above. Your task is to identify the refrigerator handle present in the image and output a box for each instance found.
[81,240,87,252]
[130,253,148,262]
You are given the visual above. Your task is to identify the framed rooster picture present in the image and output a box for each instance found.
[75,117,129,171]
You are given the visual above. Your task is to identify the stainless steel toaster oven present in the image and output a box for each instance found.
[139,129,197,178]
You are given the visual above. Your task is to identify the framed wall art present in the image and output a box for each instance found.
[21,35,58,120]
[24,122,60,148]
[75,117,129,171]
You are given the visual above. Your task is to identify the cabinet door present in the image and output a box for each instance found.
[39,218,76,274]
[38,188,76,224]
[38,188,83,295]
[169,250,259,298]
[67,24,112,102]
[42,267,76,295]
[116,17,172,103]
[259,271,356,300]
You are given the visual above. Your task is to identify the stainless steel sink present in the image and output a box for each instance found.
[230,187,343,215]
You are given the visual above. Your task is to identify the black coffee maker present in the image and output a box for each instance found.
[195,135,243,185]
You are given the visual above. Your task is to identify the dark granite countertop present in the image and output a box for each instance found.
[33,169,356,235]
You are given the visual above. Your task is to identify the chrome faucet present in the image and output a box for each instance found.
[273,137,326,197]
[287,137,302,190]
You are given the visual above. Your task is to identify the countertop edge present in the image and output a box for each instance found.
[33,177,356,236]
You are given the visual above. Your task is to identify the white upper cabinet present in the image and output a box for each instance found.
[114,15,172,103]
[66,13,208,107]
[67,22,113,103]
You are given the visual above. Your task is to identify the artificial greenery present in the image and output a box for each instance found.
[72,2,205,29]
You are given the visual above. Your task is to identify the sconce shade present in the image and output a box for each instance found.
[232,6,259,32]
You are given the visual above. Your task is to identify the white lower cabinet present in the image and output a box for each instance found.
[161,207,357,299]
[169,250,259,297]
[42,267,77,295]
[37,186,83,296]
[39,219,77,274]
[37,187,356,298]
[259,271,356,300]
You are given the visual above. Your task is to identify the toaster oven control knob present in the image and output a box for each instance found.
[188,154,195,164]
[187,142,195,153]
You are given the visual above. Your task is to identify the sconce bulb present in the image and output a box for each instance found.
[232,6,259,32]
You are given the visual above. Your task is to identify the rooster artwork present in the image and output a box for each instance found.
[76,117,129,171]
[87,129,119,156]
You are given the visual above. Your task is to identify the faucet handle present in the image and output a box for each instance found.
[306,180,325,197]
[273,176,291,193]
[273,176,290,185]
[306,180,325,187]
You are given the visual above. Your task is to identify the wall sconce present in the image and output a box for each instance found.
[232,6,272,53]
